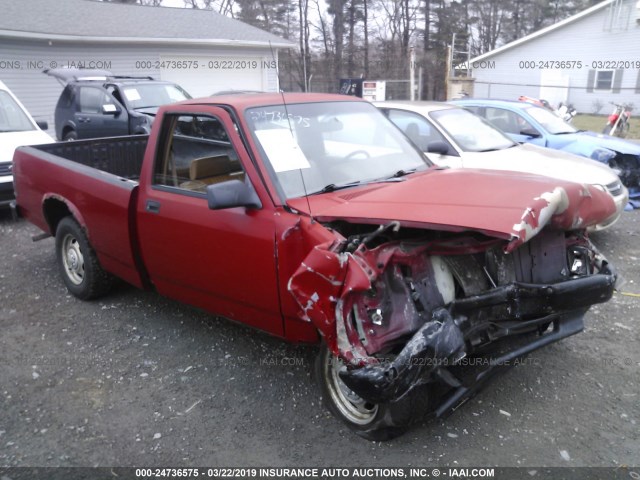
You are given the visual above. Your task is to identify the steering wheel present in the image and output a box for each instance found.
[344,150,371,160]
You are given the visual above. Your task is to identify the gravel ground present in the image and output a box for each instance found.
[0,208,638,468]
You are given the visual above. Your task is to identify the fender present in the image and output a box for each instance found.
[42,192,89,237]
[61,120,78,138]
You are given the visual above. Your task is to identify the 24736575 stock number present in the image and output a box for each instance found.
[134,60,277,70]
[518,60,640,69]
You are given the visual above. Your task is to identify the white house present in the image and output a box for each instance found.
[464,0,640,114]
[0,0,294,130]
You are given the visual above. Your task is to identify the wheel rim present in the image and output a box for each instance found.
[324,353,378,425]
[61,233,85,285]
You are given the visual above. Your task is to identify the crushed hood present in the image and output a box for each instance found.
[286,168,615,251]
[557,131,640,156]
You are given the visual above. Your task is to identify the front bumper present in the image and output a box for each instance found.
[339,271,616,407]
[590,185,629,232]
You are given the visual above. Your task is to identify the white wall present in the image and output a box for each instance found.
[470,1,640,114]
[0,38,281,132]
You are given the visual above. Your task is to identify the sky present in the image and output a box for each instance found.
[158,0,188,8]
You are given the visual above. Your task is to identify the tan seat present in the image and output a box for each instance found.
[190,155,234,180]
[179,155,245,191]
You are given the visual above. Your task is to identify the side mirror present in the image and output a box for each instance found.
[520,127,541,138]
[36,120,48,130]
[102,104,121,115]
[426,140,450,155]
[206,179,262,210]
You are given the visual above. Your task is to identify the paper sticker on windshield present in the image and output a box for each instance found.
[124,88,141,102]
[255,129,311,172]
[165,86,184,101]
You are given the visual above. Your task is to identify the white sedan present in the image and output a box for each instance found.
[376,101,628,231]
[0,80,54,207]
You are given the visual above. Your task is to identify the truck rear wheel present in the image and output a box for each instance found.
[315,344,429,441]
[55,217,113,300]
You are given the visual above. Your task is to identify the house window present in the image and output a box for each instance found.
[595,70,614,90]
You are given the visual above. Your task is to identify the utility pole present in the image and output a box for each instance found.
[409,47,416,101]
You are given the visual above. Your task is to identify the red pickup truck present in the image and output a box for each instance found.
[13,93,617,440]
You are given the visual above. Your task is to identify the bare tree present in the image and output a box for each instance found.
[327,0,345,80]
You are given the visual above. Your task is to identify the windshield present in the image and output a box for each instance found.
[524,105,577,134]
[0,91,35,132]
[429,108,515,152]
[121,84,190,110]
[246,101,429,198]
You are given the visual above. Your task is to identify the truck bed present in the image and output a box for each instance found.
[32,135,148,181]
[13,135,149,289]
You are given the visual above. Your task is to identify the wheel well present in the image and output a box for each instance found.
[43,198,72,235]
[61,126,74,139]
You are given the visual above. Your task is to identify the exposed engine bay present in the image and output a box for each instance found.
[289,221,616,407]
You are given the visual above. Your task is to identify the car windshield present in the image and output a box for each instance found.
[0,91,35,132]
[524,105,577,134]
[246,101,429,199]
[121,84,190,109]
[429,108,515,152]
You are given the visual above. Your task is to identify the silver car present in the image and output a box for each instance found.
[377,101,628,231]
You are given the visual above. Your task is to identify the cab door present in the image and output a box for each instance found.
[75,86,128,139]
[136,106,283,336]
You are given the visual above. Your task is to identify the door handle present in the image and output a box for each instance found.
[146,200,161,214]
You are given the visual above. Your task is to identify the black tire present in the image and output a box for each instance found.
[314,344,429,441]
[620,121,630,138]
[602,123,612,135]
[55,217,113,300]
[63,130,77,141]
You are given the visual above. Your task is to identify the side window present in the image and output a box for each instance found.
[58,87,73,108]
[79,87,111,114]
[484,107,535,135]
[154,114,243,194]
[106,85,124,107]
[463,106,482,116]
[386,109,451,152]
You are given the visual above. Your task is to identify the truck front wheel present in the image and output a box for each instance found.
[63,130,77,141]
[55,217,112,300]
[315,344,429,441]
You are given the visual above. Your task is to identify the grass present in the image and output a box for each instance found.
[572,113,640,141]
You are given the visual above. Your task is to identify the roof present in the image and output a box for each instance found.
[0,0,294,48]
[372,101,456,113]
[468,0,614,63]
[453,99,526,106]
[452,99,542,111]
[180,92,364,110]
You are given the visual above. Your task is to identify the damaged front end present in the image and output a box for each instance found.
[289,222,616,412]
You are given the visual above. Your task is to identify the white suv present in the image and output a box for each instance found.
[0,80,54,207]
